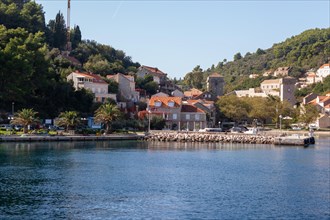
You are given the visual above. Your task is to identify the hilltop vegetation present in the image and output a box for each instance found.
[183,28,330,93]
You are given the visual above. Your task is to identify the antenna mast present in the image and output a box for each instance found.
[67,0,71,51]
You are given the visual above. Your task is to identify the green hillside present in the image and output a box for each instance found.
[183,28,330,93]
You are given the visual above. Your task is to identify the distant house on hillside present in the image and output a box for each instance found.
[274,67,291,77]
[306,72,323,84]
[316,63,330,78]
[249,74,259,79]
[263,70,273,77]
[136,65,167,85]
[67,71,116,103]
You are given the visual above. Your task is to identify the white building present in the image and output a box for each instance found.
[67,71,116,103]
[316,63,330,78]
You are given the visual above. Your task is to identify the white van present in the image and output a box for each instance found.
[199,128,222,132]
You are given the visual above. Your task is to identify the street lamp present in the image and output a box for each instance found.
[218,121,221,128]
[147,108,151,133]
[12,102,14,115]
[279,115,282,130]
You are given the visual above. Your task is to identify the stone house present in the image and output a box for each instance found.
[260,77,296,105]
[107,73,139,102]
[136,65,167,85]
[274,67,291,77]
[180,104,207,131]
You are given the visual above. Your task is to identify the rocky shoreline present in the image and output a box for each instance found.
[145,132,276,144]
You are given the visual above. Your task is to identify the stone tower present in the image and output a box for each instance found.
[207,73,225,99]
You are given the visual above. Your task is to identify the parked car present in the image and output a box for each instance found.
[199,128,222,132]
[308,124,319,130]
[0,124,13,131]
[230,126,248,133]
[14,125,23,131]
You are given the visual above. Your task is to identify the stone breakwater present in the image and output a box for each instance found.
[145,132,276,144]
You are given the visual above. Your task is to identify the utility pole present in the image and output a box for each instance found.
[66,0,71,51]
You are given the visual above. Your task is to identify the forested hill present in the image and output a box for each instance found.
[0,0,139,118]
[183,28,330,92]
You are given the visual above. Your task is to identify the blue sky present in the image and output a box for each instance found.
[36,0,329,79]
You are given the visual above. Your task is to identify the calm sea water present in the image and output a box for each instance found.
[0,136,329,219]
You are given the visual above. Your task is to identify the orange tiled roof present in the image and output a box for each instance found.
[149,96,182,108]
[307,99,317,105]
[319,63,330,69]
[184,88,203,97]
[142,65,166,75]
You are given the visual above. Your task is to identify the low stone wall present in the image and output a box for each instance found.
[145,132,276,144]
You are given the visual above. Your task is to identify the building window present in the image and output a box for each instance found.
[155,101,162,107]
[168,101,174,107]
[173,114,177,120]
[195,114,200,120]
[186,114,190,120]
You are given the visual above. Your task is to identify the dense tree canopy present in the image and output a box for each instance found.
[0,0,139,119]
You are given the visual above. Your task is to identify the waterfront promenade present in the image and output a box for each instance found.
[0,133,144,142]
[1,129,325,146]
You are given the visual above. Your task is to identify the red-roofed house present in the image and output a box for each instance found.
[147,96,206,130]
[148,96,182,130]
[305,94,330,128]
[67,71,116,103]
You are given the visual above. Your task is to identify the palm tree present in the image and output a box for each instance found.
[10,108,39,133]
[94,103,121,133]
[56,111,80,131]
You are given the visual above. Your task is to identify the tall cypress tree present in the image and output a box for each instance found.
[47,11,67,50]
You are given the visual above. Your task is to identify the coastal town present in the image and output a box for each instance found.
[1,62,329,138]
[1,1,329,219]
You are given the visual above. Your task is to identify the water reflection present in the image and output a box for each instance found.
[0,138,329,219]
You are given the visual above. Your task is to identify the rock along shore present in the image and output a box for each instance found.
[145,132,276,144]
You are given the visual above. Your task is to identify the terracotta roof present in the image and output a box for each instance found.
[307,99,317,105]
[74,71,107,84]
[184,88,203,97]
[319,63,330,69]
[181,104,205,113]
[149,96,182,108]
[142,65,166,75]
